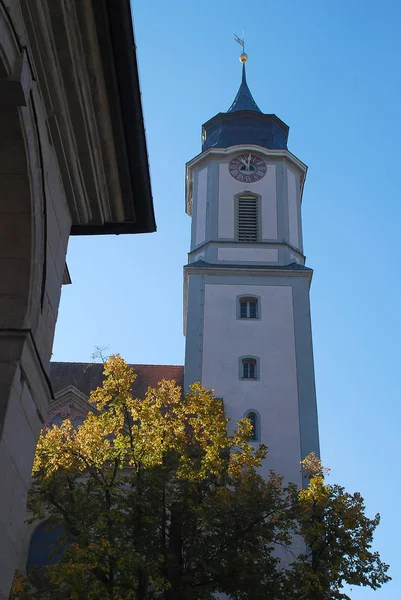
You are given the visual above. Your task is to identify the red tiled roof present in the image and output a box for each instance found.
[50,362,184,401]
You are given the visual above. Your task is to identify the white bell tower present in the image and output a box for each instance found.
[183,52,319,485]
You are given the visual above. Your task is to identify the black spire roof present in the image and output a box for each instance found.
[201,60,289,152]
[227,64,261,113]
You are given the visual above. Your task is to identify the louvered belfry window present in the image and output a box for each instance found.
[237,195,259,242]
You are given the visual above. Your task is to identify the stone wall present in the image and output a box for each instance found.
[0,1,154,594]
[0,3,71,597]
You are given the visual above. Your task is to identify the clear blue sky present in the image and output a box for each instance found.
[53,1,401,596]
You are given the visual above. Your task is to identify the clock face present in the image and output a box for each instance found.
[229,153,267,183]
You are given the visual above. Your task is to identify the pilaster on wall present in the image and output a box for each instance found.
[0,332,52,598]
[0,2,71,597]
[0,0,154,593]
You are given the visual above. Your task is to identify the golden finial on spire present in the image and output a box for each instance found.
[234,32,248,63]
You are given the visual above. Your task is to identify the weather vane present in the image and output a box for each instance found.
[233,32,248,63]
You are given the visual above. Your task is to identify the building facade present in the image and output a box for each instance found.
[0,1,155,597]
[184,56,319,485]
[17,52,320,588]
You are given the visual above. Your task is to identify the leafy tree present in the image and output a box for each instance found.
[19,355,292,599]
[285,453,391,600]
[13,356,390,599]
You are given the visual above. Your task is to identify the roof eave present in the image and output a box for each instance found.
[86,0,156,235]
[21,0,156,236]
[202,110,289,136]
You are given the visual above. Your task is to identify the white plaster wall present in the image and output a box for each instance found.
[201,283,302,486]
[218,162,277,239]
[217,248,278,262]
[195,167,207,246]
[287,169,299,249]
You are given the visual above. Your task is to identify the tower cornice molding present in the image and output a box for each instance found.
[187,240,306,263]
[186,145,307,172]
[185,145,307,215]
[184,261,313,280]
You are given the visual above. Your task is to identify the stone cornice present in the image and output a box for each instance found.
[188,240,306,263]
[184,262,313,280]
[186,144,307,215]
[19,0,155,235]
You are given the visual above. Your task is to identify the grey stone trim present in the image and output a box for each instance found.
[183,266,189,336]
[0,329,54,416]
[291,279,320,461]
[188,240,306,257]
[236,294,261,320]
[188,240,306,263]
[238,355,260,381]
[296,168,305,250]
[277,160,289,245]
[184,261,313,282]
[207,161,219,240]
[286,166,303,254]
[183,274,205,390]
[190,169,199,250]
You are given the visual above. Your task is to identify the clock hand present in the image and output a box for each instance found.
[239,157,248,166]
[247,153,252,169]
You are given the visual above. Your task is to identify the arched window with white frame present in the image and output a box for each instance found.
[243,409,261,442]
[239,356,259,380]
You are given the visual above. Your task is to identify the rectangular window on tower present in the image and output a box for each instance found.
[241,358,258,380]
[239,297,258,319]
[237,195,259,242]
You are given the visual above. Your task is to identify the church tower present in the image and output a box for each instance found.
[183,50,319,485]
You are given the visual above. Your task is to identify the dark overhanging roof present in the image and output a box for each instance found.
[202,62,289,152]
[71,0,156,236]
